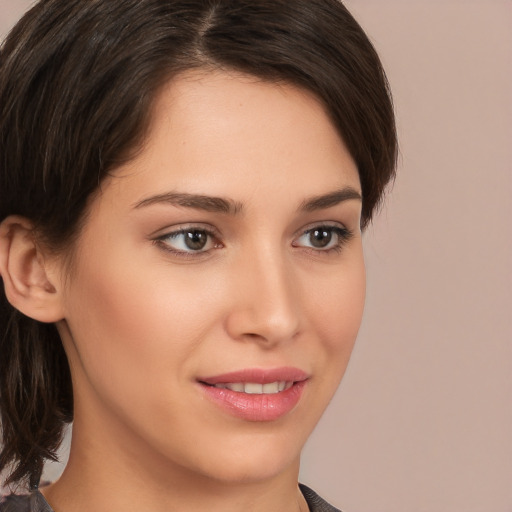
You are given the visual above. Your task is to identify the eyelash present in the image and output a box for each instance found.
[153,224,353,258]
[292,225,353,254]
[153,227,221,258]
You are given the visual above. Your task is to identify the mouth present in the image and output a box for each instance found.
[204,381,295,394]
[197,367,308,421]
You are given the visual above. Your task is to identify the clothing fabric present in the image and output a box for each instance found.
[0,483,341,512]
[0,491,52,512]
[300,484,342,512]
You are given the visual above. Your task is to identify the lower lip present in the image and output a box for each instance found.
[199,381,307,422]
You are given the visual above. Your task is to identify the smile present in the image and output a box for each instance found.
[198,367,308,421]
[209,381,294,394]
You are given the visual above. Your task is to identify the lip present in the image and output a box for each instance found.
[199,367,309,385]
[198,367,309,422]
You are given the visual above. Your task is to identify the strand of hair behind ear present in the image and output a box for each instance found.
[0,300,73,490]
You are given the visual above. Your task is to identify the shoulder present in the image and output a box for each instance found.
[300,483,342,512]
[0,491,52,512]
[0,493,31,512]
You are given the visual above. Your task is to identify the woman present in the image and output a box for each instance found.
[0,1,397,511]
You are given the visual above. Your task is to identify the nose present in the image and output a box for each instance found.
[224,248,301,347]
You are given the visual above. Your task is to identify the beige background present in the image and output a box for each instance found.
[1,1,511,511]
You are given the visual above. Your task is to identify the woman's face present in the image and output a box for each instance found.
[56,71,365,485]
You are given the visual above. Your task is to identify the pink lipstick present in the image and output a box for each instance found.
[198,367,308,422]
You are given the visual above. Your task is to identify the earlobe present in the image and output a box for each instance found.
[0,215,65,323]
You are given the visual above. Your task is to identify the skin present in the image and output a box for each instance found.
[36,71,366,512]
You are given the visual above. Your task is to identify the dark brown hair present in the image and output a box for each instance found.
[0,0,397,489]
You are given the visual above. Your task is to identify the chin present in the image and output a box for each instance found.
[197,450,301,485]
[156,427,305,486]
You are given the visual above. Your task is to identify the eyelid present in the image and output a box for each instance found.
[293,221,349,238]
[150,221,353,259]
[151,223,223,258]
[149,221,221,239]
[292,222,354,252]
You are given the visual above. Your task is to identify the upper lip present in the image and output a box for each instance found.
[198,367,309,385]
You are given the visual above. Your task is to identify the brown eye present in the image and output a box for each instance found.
[157,227,218,254]
[183,230,209,250]
[309,228,332,248]
[294,225,353,252]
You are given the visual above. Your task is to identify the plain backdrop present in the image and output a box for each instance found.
[1,1,511,511]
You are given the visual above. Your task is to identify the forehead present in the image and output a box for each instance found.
[125,70,359,189]
[94,70,361,219]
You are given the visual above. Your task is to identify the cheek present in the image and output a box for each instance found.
[309,253,366,354]
[300,249,366,413]
[62,245,227,388]
[61,257,220,436]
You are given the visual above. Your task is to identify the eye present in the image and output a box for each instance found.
[293,225,353,252]
[155,227,220,255]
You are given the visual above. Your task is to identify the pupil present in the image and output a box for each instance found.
[185,230,207,250]
[310,229,332,248]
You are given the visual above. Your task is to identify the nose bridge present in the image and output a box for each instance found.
[226,241,301,345]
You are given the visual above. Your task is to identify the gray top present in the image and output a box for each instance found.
[0,484,341,512]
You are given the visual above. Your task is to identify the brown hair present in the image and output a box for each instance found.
[0,0,397,489]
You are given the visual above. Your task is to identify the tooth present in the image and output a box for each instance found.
[211,381,294,394]
[262,382,279,394]
[244,383,263,394]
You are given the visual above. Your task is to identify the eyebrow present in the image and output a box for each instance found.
[133,192,243,214]
[133,186,361,215]
[298,187,362,212]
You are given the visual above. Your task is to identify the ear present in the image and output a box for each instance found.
[0,215,65,323]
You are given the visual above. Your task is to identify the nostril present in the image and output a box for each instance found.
[241,332,269,343]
